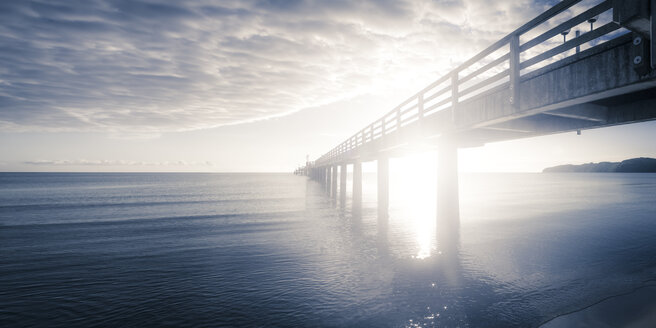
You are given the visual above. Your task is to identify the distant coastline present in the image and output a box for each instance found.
[543,157,656,173]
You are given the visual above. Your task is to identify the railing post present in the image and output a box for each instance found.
[396,107,401,130]
[352,159,362,216]
[377,156,389,220]
[509,33,520,108]
[451,72,459,124]
[418,93,424,133]
[652,0,655,69]
[331,165,338,199]
[340,162,347,207]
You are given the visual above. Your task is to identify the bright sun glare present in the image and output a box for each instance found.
[390,152,438,259]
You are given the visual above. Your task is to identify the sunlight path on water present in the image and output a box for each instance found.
[389,152,438,260]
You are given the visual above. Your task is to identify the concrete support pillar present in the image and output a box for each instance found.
[331,165,338,199]
[340,163,347,206]
[377,157,389,220]
[437,139,460,255]
[352,160,362,215]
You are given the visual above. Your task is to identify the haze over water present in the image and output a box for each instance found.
[1,171,656,327]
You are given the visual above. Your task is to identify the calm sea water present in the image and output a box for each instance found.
[1,172,655,327]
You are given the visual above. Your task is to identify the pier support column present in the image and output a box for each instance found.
[377,156,389,220]
[437,139,460,255]
[325,167,330,191]
[352,160,362,216]
[331,165,338,199]
[340,163,347,206]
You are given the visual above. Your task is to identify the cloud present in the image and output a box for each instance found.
[23,159,214,166]
[0,0,565,134]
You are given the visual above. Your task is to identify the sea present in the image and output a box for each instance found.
[1,171,655,327]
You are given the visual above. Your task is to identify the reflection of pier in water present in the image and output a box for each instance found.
[296,0,656,253]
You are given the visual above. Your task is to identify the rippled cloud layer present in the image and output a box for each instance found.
[0,0,553,133]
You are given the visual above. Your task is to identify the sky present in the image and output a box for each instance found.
[0,0,655,172]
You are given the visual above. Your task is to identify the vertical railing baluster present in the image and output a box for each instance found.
[651,0,655,69]
[451,72,459,123]
[418,93,424,121]
[510,33,520,109]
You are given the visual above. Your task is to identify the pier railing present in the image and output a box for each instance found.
[315,0,626,166]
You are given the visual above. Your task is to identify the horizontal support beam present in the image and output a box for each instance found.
[542,103,608,122]
[482,126,534,133]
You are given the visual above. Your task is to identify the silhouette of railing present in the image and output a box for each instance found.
[315,0,624,166]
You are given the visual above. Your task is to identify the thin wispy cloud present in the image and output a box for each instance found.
[1,0,554,133]
[23,159,214,166]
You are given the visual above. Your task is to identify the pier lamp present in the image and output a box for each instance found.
[587,15,598,31]
[561,28,571,42]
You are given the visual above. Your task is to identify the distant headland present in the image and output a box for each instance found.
[543,158,656,173]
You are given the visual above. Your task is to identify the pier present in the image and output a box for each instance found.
[298,0,656,250]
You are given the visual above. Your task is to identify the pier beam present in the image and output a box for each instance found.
[331,165,338,199]
[437,139,460,255]
[377,156,389,220]
[340,163,347,206]
[352,160,362,216]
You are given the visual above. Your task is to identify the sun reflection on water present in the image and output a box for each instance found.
[390,152,437,260]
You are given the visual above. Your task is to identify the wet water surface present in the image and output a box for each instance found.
[1,172,655,327]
